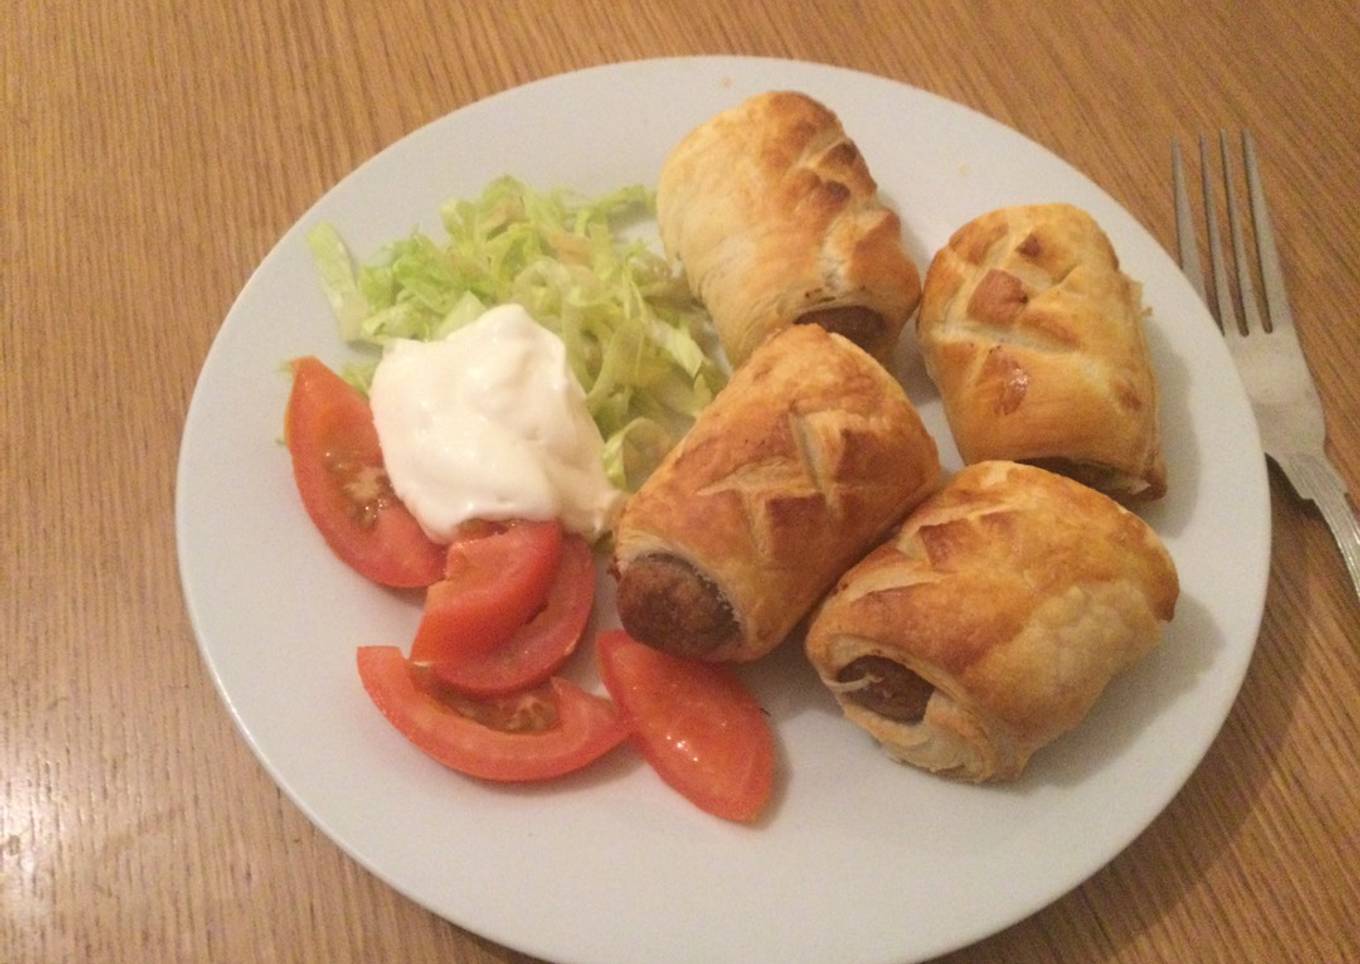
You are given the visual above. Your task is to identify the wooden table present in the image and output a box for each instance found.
[6,1,1358,960]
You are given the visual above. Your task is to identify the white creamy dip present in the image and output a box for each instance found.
[369,304,621,541]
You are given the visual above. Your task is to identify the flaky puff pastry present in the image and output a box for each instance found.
[657,91,921,368]
[806,461,1178,781]
[918,204,1166,499]
[613,325,940,663]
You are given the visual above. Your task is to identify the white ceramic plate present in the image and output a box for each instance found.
[177,57,1269,964]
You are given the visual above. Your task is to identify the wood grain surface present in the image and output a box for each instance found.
[5,0,1359,961]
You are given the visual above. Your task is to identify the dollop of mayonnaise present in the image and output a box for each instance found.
[369,304,621,541]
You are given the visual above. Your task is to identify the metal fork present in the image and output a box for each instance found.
[1173,131,1360,600]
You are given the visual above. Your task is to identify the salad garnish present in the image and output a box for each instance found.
[307,176,725,491]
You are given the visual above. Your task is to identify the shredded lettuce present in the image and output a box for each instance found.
[306,224,370,342]
[306,177,724,490]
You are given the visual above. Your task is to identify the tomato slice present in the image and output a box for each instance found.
[356,646,628,782]
[428,536,596,698]
[596,630,775,823]
[409,520,564,662]
[285,357,443,588]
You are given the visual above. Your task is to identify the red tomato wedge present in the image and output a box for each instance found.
[285,357,443,588]
[357,646,628,782]
[428,536,596,698]
[596,630,775,823]
[409,520,563,662]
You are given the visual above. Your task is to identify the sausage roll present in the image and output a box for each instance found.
[657,91,921,368]
[613,324,940,662]
[805,461,1178,781]
[918,204,1166,499]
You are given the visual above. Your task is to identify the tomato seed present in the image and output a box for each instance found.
[326,454,397,528]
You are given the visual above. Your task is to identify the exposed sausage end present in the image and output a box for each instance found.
[836,655,934,723]
[795,305,886,354]
[616,554,740,658]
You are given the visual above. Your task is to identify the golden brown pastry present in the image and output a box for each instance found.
[656,91,921,368]
[918,204,1166,499]
[805,461,1178,781]
[613,325,940,662]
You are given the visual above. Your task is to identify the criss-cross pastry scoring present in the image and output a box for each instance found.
[657,91,922,369]
[612,325,940,662]
[805,461,1179,781]
[918,204,1166,499]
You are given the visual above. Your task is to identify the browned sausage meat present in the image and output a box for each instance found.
[795,305,887,356]
[835,656,934,723]
[616,554,739,658]
[1023,457,1135,500]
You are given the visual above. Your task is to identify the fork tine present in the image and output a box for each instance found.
[1220,130,1265,335]
[1244,131,1295,333]
[1200,134,1241,335]
[1172,141,1208,306]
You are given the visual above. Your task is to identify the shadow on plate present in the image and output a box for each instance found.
[948,494,1306,959]
[736,625,843,727]
[1135,318,1198,539]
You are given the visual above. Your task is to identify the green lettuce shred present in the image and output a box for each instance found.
[306,177,723,491]
[306,224,371,342]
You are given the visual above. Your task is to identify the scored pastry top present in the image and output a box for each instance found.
[918,203,1166,499]
[614,324,940,661]
[806,460,1178,780]
[657,90,921,367]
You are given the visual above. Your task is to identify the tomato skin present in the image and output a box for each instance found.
[596,630,775,823]
[409,520,564,662]
[428,536,596,698]
[356,646,628,782]
[285,357,443,588]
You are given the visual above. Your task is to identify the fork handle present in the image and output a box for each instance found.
[1277,453,1360,603]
